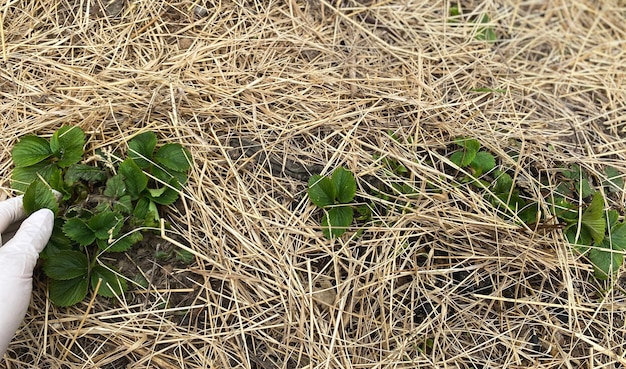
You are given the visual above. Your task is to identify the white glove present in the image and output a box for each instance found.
[0,197,54,357]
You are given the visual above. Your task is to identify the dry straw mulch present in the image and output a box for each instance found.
[1,0,626,368]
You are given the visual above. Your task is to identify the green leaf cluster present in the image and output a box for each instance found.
[447,137,626,280]
[308,167,357,238]
[450,137,496,180]
[11,127,192,306]
[564,193,626,280]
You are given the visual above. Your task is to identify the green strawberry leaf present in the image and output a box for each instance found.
[453,137,480,167]
[147,187,180,205]
[553,198,578,223]
[308,174,336,207]
[65,164,106,185]
[43,250,88,280]
[581,192,606,244]
[128,132,157,169]
[89,210,122,240]
[49,276,89,307]
[606,210,620,229]
[603,167,623,193]
[50,126,85,168]
[104,175,126,198]
[23,178,58,215]
[492,171,513,195]
[175,249,195,264]
[98,231,143,252]
[321,206,353,238]
[470,151,495,176]
[589,241,622,280]
[12,136,52,168]
[153,143,192,172]
[133,197,150,220]
[91,265,128,297]
[151,166,187,188]
[609,223,626,251]
[332,167,356,203]
[40,221,73,259]
[11,162,59,193]
[63,217,96,246]
[113,195,133,214]
[566,225,593,250]
[119,158,148,199]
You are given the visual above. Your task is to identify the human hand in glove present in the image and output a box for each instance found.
[0,196,54,357]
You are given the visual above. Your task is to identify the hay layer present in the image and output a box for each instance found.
[1,1,625,368]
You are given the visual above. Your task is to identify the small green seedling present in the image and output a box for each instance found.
[308,167,357,238]
[449,6,497,42]
[11,127,191,306]
[450,137,496,179]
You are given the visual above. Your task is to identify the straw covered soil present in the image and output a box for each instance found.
[1,0,626,368]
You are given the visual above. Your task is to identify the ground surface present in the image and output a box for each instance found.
[1,1,626,368]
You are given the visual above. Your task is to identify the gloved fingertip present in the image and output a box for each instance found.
[51,189,63,202]
[15,209,55,254]
[0,196,27,234]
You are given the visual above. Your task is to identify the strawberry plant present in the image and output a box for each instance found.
[448,136,626,280]
[11,127,191,306]
[308,167,357,238]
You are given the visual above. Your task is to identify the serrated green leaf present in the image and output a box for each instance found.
[451,138,479,167]
[133,197,151,219]
[590,241,622,280]
[23,178,58,215]
[43,250,88,280]
[104,175,126,198]
[470,151,495,175]
[563,165,593,197]
[12,136,52,168]
[603,167,623,193]
[40,220,73,259]
[148,201,159,221]
[606,210,620,228]
[97,230,142,252]
[308,174,336,207]
[175,249,195,264]
[332,167,356,203]
[63,218,95,246]
[609,223,626,251]
[106,231,143,252]
[113,195,133,214]
[449,151,464,168]
[493,171,513,195]
[65,164,106,185]
[11,162,59,193]
[566,225,593,249]
[119,158,148,199]
[151,166,186,188]
[50,126,85,168]
[455,137,480,152]
[49,276,89,307]
[321,206,353,238]
[154,143,192,172]
[89,210,122,240]
[582,192,606,244]
[91,265,128,297]
[518,202,540,224]
[147,187,180,205]
[147,187,167,197]
[128,132,157,168]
